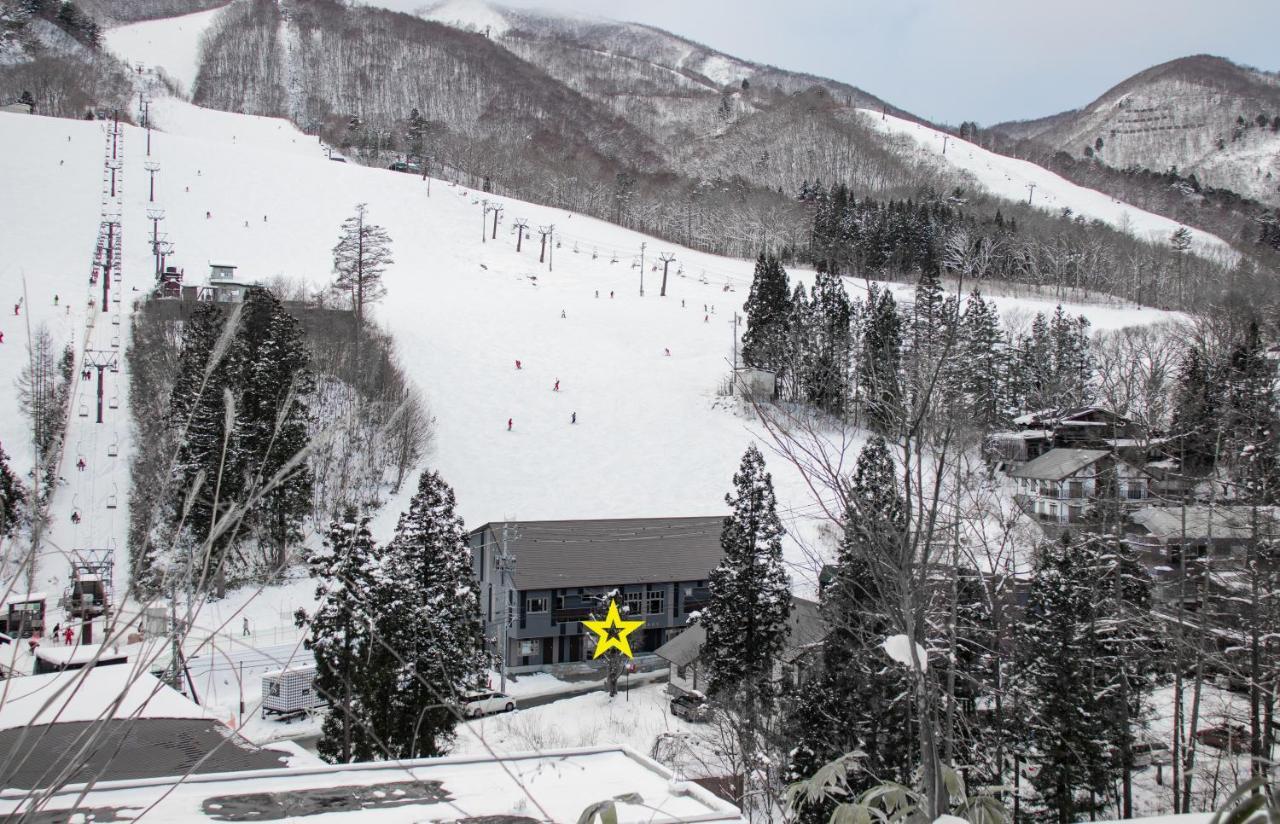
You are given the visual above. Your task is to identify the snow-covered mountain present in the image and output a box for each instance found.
[995,55,1280,207]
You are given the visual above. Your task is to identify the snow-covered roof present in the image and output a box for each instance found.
[33,642,131,667]
[0,666,209,730]
[1129,506,1280,542]
[0,745,744,822]
[1010,448,1111,481]
[2,592,47,605]
[208,260,238,269]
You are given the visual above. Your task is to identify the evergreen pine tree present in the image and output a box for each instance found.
[1013,535,1111,824]
[958,289,1004,426]
[0,441,24,540]
[741,254,791,374]
[807,270,853,416]
[240,289,315,571]
[1090,533,1158,818]
[373,469,488,758]
[1224,320,1279,502]
[859,286,903,433]
[305,510,380,764]
[332,203,393,327]
[786,436,912,822]
[168,301,245,593]
[1169,345,1220,472]
[703,444,792,706]
[783,284,812,403]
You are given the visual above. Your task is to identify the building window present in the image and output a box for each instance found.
[519,640,537,656]
[1067,481,1083,499]
[1126,482,1146,500]
[625,591,643,616]
[554,594,566,612]
[526,597,548,614]
[647,587,665,615]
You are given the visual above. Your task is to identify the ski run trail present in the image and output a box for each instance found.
[0,8,1185,690]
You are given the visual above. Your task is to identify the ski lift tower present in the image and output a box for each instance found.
[83,349,120,423]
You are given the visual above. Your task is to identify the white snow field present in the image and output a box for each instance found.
[102,4,228,97]
[858,109,1236,260]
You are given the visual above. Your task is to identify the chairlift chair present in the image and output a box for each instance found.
[111,335,120,349]
[106,485,118,510]
[112,314,120,326]
[108,394,119,410]
[107,439,119,458]
[78,403,89,418]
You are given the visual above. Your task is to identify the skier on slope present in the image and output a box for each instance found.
[507,418,513,431]
[571,412,576,424]
[553,379,560,392]
[515,360,522,370]
[63,626,73,646]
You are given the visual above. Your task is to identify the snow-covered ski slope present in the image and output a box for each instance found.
[0,97,1180,602]
[857,109,1235,260]
[102,4,227,96]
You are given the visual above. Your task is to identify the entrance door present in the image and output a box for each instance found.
[541,637,553,665]
[568,635,582,662]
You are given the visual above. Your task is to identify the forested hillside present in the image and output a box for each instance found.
[992,55,1280,208]
[0,0,131,117]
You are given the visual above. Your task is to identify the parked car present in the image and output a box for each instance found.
[670,693,711,723]
[388,160,422,174]
[461,691,515,718]
[1131,740,1171,768]
[1195,724,1250,754]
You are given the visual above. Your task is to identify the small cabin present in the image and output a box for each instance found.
[1,593,46,638]
[203,261,252,303]
[33,644,130,675]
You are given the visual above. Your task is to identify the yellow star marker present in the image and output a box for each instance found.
[582,600,646,659]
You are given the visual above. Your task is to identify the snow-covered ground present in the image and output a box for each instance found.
[102,4,228,97]
[859,109,1236,259]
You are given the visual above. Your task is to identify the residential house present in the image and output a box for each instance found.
[1128,505,1280,619]
[1011,447,1150,526]
[468,516,725,672]
[656,595,827,697]
[989,406,1143,467]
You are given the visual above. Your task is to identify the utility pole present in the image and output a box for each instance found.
[83,350,120,423]
[730,313,741,395]
[1026,183,1036,205]
[143,160,160,202]
[639,242,646,296]
[658,252,676,297]
[496,523,518,693]
[941,134,950,155]
[481,199,489,243]
[513,218,528,252]
[538,225,551,263]
[547,225,554,272]
[421,155,432,196]
[490,204,503,240]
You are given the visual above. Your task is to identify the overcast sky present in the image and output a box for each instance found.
[430,0,1280,125]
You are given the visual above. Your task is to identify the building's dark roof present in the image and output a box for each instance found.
[1010,448,1110,481]
[0,718,291,789]
[473,516,727,590]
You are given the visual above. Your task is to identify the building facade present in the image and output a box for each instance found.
[1012,447,1149,525]
[468,516,725,672]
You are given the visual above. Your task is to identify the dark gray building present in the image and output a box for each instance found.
[468,516,726,672]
